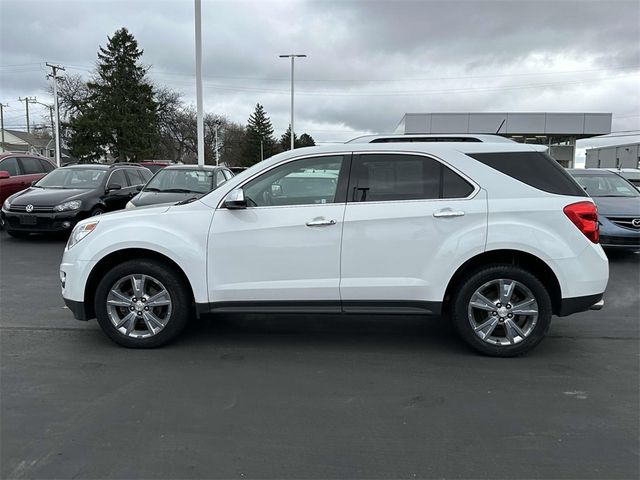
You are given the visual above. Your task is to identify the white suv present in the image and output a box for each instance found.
[60,140,608,356]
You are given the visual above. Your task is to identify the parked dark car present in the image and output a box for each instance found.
[568,168,640,250]
[126,165,233,209]
[1,163,152,238]
[0,152,56,211]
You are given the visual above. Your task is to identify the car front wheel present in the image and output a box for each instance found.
[451,265,552,357]
[94,260,191,348]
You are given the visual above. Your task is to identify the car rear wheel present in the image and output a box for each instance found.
[95,260,191,348]
[450,265,552,357]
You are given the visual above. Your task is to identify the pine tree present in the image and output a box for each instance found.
[298,133,315,147]
[69,28,158,161]
[243,103,276,165]
[279,125,298,151]
[280,127,315,150]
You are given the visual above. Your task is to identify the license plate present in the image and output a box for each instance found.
[19,215,37,225]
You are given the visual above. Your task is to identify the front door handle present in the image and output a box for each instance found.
[306,218,337,227]
[433,208,465,218]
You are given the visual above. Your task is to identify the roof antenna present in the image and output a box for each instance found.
[495,119,506,134]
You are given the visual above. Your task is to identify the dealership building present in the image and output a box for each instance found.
[585,142,640,169]
[394,112,612,168]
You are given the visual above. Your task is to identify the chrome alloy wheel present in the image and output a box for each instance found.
[106,274,172,339]
[467,278,539,346]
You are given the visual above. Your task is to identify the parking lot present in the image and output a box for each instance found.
[1,231,638,479]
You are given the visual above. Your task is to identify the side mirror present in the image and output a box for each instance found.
[31,180,39,186]
[135,185,144,192]
[0,171,10,180]
[224,188,247,209]
[106,183,122,193]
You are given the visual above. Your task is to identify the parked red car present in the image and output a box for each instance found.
[0,152,56,210]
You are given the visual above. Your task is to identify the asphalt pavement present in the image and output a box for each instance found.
[1,231,638,479]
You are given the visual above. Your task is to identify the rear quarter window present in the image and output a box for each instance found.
[469,151,587,196]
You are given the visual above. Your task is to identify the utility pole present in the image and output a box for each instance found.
[46,63,65,167]
[0,103,7,151]
[194,0,204,167]
[260,140,264,162]
[18,96,37,134]
[214,124,220,166]
[279,54,306,150]
[33,100,55,156]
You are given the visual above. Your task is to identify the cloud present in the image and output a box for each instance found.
[1,0,638,142]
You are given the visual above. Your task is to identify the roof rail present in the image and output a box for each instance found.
[108,162,141,167]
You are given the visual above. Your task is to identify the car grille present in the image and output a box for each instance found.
[9,205,55,213]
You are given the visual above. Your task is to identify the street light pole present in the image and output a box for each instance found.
[194,0,204,167]
[279,54,306,150]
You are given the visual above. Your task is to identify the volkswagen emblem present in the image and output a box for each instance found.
[632,218,640,228]
[25,204,34,213]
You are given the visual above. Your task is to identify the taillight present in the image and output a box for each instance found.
[563,201,599,243]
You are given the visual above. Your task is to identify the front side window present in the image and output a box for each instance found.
[215,170,227,187]
[243,155,343,207]
[19,157,44,174]
[0,157,20,176]
[108,169,129,188]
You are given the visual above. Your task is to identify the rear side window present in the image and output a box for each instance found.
[469,152,587,196]
[39,159,55,172]
[19,157,45,174]
[349,154,474,202]
[0,157,20,176]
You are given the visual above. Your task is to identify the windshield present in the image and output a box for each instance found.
[571,173,640,197]
[36,168,106,189]
[144,169,215,194]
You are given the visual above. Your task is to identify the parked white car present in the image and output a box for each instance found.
[60,139,608,356]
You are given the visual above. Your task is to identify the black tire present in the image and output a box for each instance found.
[90,207,105,217]
[6,230,30,239]
[94,259,191,348]
[450,265,552,357]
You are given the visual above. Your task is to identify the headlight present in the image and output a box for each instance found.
[66,221,98,250]
[2,198,10,210]
[54,200,82,212]
[125,201,136,209]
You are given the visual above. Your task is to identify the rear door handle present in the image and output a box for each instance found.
[306,218,337,227]
[433,208,465,218]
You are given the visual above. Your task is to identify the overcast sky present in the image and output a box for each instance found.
[1,0,639,163]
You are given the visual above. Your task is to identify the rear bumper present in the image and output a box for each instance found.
[557,293,605,317]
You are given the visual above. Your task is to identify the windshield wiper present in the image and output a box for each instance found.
[161,188,201,194]
[175,197,200,205]
[144,187,162,192]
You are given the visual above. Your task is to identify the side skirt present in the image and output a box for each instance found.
[196,300,442,316]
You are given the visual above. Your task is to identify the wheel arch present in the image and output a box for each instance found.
[443,249,562,315]
[83,248,196,319]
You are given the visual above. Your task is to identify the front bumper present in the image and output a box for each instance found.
[1,208,81,233]
[599,234,640,249]
[64,298,88,321]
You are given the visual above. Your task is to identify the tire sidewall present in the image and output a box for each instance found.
[95,260,190,348]
[451,265,552,357]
